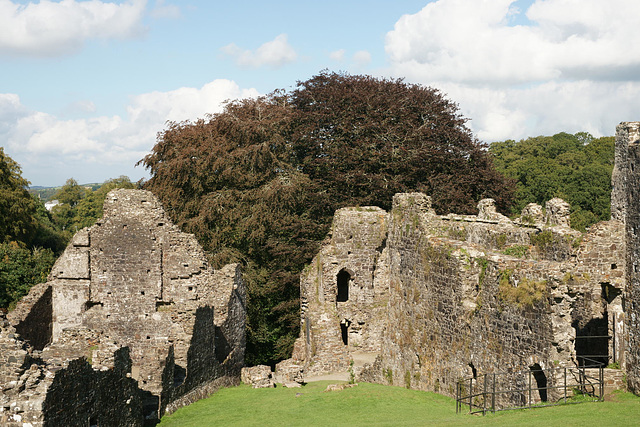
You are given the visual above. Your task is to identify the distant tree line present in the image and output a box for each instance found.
[489,132,614,231]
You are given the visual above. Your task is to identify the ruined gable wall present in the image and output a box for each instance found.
[379,193,626,399]
[296,187,626,397]
[3,189,246,423]
[622,122,640,392]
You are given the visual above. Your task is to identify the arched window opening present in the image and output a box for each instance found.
[529,363,548,402]
[337,269,350,302]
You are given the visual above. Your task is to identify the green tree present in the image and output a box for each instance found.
[0,149,64,309]
[489,132,614,230]
[0,147,40,244]
[52,176,137,237]
[0,242,56,309]
[140,71,515,365]
[54,178,86,207]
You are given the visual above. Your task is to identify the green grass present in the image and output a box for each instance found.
[158,382,640,426]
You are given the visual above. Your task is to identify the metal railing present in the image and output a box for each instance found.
[455,358,604,415]
[574,335,613,367]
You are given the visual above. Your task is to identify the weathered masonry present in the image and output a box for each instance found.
[283,122,640,403]
[620,122,640,393]
[1,189,246,426]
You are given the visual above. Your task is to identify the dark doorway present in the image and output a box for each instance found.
[530,364,547,402]
[337,269,350,302]
[573,316,609,367]
[340,321,350,346]
[468,362,477,379]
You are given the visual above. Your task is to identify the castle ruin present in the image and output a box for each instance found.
[1,189,246,426]
[281,122,639,403]
[2,121,640,423]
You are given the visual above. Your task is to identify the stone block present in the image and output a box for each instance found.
[241,365,275,388]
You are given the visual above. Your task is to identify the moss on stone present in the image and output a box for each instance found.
[498,270,547,308]
[502,245,529,258]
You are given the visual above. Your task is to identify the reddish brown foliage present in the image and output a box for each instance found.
[139,71,514,365]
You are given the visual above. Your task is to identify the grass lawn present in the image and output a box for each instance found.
[158,381,640,426]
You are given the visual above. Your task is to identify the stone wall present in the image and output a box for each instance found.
[622,122,640,392]
[292,188,626,403]
[1,189,246,425]
[1,313,143,426]
[298,206,389,375]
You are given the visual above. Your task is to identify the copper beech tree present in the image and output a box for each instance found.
[139,71,515,365]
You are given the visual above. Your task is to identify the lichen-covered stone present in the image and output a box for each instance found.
[290,184,628,405]
[518,203,544,225]
[241,365,275,388]
[621,122,640,393]
[545,198,572,228]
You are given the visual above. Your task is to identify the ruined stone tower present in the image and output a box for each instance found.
[619,122,640,392]
[1,189,246,426]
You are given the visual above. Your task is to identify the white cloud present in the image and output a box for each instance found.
[384,0,640,141]
[150,0,179,19]
[386,0,640,85]
[330,49,346,62]
[436,79,640,143]
[353,50,371,68]
[221,34,297,68]
[0,0,147,57]
[1,80,259,184]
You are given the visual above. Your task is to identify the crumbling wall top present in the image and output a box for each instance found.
[477,198,511,223]
[101,189,168,225]
[545,198,571,228]
[392,192,435,215]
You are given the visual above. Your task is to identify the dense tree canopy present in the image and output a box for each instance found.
[140,71,515,365]
[0,242,56,309]
[0,147,41,246]
[289,73,514,212]
[489,132,614,231]
[0,148,64,309]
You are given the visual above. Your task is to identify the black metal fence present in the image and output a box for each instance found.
[455,358,604,415]
[575,335,613,367]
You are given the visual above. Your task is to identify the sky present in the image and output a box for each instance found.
[2,0,640,187]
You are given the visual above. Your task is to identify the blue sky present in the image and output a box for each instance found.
[2,0,639,187]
